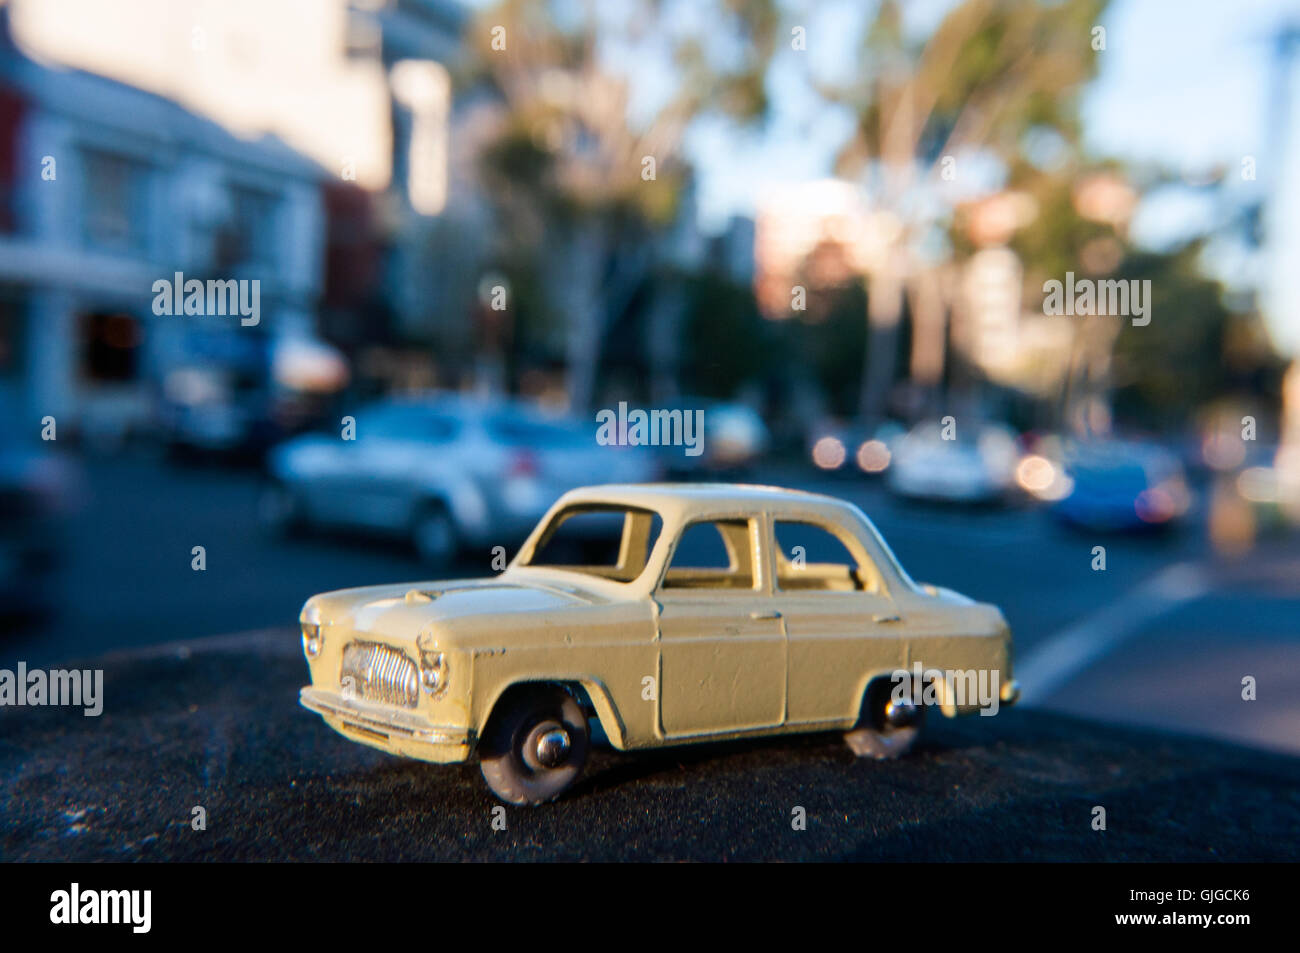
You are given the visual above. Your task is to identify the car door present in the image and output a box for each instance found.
[655,516,786,737]
[770,517,909,726]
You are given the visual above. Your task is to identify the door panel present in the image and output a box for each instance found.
[780,592,907,725]
[657,595,786,736]
[768,517,909,725]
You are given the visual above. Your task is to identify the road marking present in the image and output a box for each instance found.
[1015,561,1211,705]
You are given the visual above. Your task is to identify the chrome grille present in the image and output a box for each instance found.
[340,641,420,709]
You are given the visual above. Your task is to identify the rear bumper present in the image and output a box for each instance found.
[299,687,473,763]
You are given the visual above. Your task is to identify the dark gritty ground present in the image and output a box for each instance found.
[2,628,1297,862]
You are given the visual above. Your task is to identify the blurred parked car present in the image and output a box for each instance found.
[807,420,905,477]
[0,420,83,619]
[1051,440,1192,532]
[159,334,346,462]
[662,400,770,477]
[886,421,1019,504]
[262,393,661,564]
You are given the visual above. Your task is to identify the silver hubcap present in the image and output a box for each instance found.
[534,727,571,768]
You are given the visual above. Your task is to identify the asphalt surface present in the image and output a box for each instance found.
[2,628,1298,862]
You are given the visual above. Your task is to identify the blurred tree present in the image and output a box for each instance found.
[1111,246,1287,432]
[822,0,1109,422]
[799,279,870,417]
[462,0,778,410]
[679,270,770,399]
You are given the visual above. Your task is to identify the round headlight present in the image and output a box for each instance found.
[420,651,447,695]
[301,622,323,658]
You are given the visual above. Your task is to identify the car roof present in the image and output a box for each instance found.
[553,483,857,521]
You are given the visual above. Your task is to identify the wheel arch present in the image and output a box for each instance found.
[856,668,957,722]
[477,677,627,749]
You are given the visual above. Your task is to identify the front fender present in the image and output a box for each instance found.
[475,676,630,750]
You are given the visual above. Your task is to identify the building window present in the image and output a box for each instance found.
[82,149,148,253]
[79,312,141,383]
[215,185,278,271]
[0,290,24,379]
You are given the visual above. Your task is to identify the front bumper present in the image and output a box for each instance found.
[299,687,473,763]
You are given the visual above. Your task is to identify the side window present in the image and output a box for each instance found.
[773,520,878,592]
[661,519,755,591]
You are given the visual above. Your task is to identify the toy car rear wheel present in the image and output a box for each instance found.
[845,677,925,760]
[479,686,589,805]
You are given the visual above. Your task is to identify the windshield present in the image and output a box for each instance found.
[521,504,663,583]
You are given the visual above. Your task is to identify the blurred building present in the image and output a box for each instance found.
[0,11,325,441]
[0,0,478,423]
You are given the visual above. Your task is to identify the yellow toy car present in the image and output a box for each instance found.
[299,483,1018,804]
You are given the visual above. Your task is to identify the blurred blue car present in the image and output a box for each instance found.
[1052,441,1192,532]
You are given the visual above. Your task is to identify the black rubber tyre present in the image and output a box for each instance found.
[479,686,589,805]
[844,677,926,760]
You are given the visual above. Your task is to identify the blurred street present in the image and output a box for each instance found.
[4,451,1297,756]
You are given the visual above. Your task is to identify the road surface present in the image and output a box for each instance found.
[2,628,1298,862]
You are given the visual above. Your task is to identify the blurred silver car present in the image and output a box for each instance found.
[261,394,661,564]
[886,421,1019,504]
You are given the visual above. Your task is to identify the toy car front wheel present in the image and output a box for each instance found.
[479,686,589,805]
[845,677,926,759]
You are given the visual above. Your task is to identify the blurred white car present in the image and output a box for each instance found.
[662,400,770,476]
[886,421,1019,504]
[808,421,906,475]
[262,394,661,564]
